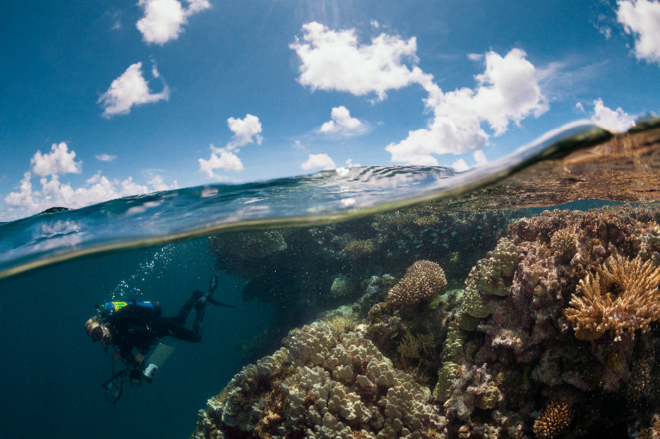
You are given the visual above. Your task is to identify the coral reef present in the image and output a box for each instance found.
[532,399,572,439]
[197,204,660,439]
[344,239,377,259]
[191,323,443,439]
[565,254,660,341]
[386,261,447,307]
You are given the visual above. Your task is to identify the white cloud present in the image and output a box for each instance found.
[4,172,154,219]
[30,143,82,177]
[148,175,179,191]
[227,114,263,149]
[2,146,179,220]
[290,23,546,166]
[198,114,263,178]
[591,98,636,133]
[617,0,660,64]
[386,49,547,165]
[290,21,434,101]
[98,62,170,118]
[95,153,117,162]
[199,146,244,177]
[473,150,488,167]
[301,153,336,170]
[137,0,211,45]
[370,20,380,28]
[318,106,366,135]
[452,159,469,172]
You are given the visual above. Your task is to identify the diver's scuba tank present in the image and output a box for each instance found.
[96,300,162,322]
[143,364,158,384]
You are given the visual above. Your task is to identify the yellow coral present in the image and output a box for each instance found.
[387,260,447,307]
[533,399,572,439]
[550,227,577,262]
[565,255,660,341]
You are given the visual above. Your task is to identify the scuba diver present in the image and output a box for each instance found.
[85,272,235,399]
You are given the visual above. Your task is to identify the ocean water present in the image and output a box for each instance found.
[1,119,660,439]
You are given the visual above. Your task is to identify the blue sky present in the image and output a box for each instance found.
[1,0,659,221]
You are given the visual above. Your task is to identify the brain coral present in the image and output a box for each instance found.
[191,323,441,439]
[386,260,447,307]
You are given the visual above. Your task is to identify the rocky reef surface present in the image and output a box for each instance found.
[192,204,660,439]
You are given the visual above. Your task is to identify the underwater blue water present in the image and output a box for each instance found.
[0,237,272,439]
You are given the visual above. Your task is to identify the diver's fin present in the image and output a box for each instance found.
[207,297,237,309]
[208,272,220,296]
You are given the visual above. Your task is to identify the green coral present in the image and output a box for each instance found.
[476,238,519,296]
[477,381,500,410]
[434,361,461,402]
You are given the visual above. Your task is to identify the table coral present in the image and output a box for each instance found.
[386,260,447,307]
[565,254,660,341]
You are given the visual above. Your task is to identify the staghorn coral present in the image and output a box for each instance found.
[397,332,435,360]
[565,254,660,341]
[532,399,572,439]
[323,313,359,335]
[386,260,447,307]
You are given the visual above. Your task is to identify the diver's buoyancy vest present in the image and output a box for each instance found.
[98,300,162,323]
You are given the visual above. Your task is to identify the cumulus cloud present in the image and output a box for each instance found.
[385,49,547,165]
[30,142,82,177]
[198,114,262,178]
[617,0,660,64]
[95,153,117,162]
[148,175,179,191]
[2,145,178,220]
[198,145,244,177]
[98,62,170,118]
[290,21,434,101]
[137,0,211,45]
[318,106,366,135]
[227,114,263,149]
[590,98,636,133]
[301,153,336,170]
[290,23,546,166]
[473,150,488,167]
[452,159,469,172]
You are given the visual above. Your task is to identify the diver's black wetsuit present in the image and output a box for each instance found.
[107,291,205,366]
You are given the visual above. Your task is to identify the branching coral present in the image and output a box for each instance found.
[532,399,572,439]
[565,255,660,341]
[386,260,447,307]
[397,332,435,359]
